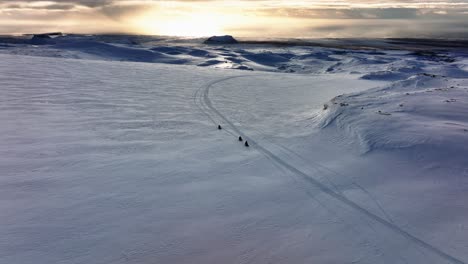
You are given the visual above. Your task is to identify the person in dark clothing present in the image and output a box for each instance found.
[218,125,222,130]
[244,141,249,147]
[239,136,243,141]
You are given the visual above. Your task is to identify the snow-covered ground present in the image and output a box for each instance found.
[0,34,464,75]
[1,36,468,264]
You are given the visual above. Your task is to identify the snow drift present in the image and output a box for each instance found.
[315,72,468,159]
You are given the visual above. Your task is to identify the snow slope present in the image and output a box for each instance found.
[1,37,468,264]
[0,34,464,75]
[317,74,468,154]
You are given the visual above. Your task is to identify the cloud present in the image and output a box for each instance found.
[2,0,468,10]
[0,0,112,8]
[309,19,468,38]
[0,0,468,37]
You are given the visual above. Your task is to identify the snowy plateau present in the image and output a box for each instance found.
[1,35,468,264]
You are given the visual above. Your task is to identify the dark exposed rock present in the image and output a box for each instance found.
[204,35,238,44]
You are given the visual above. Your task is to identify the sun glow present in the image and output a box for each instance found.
[133,11,229,37]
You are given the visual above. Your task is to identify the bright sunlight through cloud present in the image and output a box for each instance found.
[1,0,468,38]
[134,12,225,37]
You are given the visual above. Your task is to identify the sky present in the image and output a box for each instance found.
[0,0,468,38]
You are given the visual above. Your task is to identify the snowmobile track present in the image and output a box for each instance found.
[196,75,466,264]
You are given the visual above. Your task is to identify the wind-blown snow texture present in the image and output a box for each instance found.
[1,35,468,264]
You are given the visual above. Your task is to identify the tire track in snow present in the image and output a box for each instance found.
[199,75,394,225]
[198,75,466,264]
[210,98,395,225]
[193,75,392,260]
[193,75,249,138]
[266,140,396,224]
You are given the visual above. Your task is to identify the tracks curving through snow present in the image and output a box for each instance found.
[193,75,466,264]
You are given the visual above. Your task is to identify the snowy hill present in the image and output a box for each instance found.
[0,35,468,264]
[1,34,466,75]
